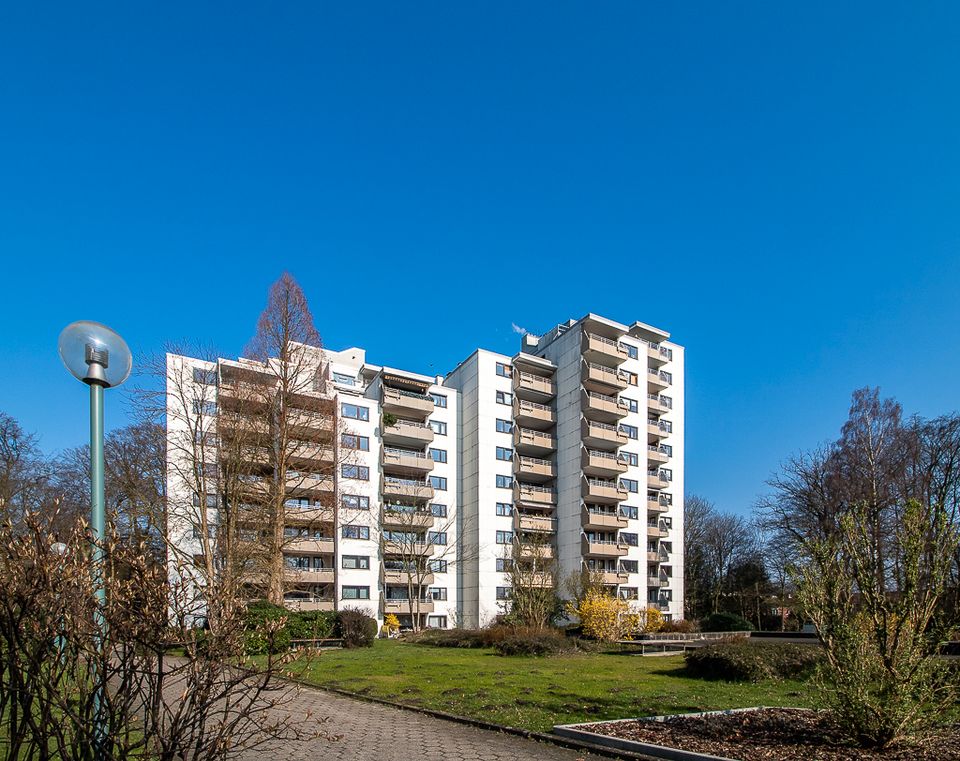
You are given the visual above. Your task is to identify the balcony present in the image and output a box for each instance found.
[381,476,434,503]
[647,471,670,490]
[514,512,557,533]
[382,447,435,475]
[647,394,671,415]
[582,477,629,505]
[383,568,434,585]
[515,455,555,482]
[581,418,629,450]
[518,542,554,559]
[646,551,663,563]
[285,473,336,502]
[647,493,672,513]
[283,503,335,525]
[582,332,629,366]
[582,448,628,478]
[647,445,669,466]
[289,441,336,472]
[382,507,435,530]
[647,576,665,588]
[647,419,671,442]
[514,399,555,429]
[513,482,556,506]
[283,567,334,585]
[581,389,629,423]
[647,342,673,366]
[382,386,434,420]
[581,504,628,530]
[596,570,629,585]
[383,599,435,615]
[513,427,556,456]
[283,597,334,613]
[513,371,556,400]
[582,362,630,394]
[288,408,336,442]
[581,536,629,557]
[647,369,672,392]
[286,537,335,555]
[382,419,435,448]
[383,539,435,556]
[647,523,669,539]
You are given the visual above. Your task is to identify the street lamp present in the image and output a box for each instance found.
[58,320,131,760]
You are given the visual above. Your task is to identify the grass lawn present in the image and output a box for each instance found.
[267,640,816,733]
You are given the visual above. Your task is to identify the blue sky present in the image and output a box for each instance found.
[2,3,959,515]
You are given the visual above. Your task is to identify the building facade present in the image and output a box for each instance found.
[165,313,683,630]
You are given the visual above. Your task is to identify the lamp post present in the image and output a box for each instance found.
[58,320,132,760]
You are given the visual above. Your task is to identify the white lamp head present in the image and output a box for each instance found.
[58,320,132,388]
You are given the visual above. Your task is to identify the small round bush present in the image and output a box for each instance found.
[700,612,755,632]
[337,607,377,648]
[685,639,822,682]
[493,628,574,656]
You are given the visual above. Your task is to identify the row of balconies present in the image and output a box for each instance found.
[513,370,556,400]
[582,332,674,369]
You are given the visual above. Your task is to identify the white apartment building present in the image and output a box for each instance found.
[165,313,682,630]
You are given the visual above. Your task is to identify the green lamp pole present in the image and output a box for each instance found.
[58,321,132,761]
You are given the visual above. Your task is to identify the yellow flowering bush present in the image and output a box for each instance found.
[566,589,632,642]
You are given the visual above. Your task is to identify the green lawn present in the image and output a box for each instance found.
[270,640,815,732]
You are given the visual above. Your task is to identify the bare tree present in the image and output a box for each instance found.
[682,494,715,619]
[0,412,50,526]
[499,530,560,628]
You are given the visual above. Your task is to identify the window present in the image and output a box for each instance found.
[496,362,512,378]
[621,397,638,413]
[496,587,511,600]
[496,530,514,544]
[660,395,673,409]
[622,343,639,360]
[620,424,638,440]
[660,420,673,434]
[429,448,447,463]
[430,587,448,601]
[625,372,638,386]
[430,503,447,518]
[620,560,639,574]
[193,399,217,416]
[429,559,448,573]
[427,615,447,628]
[621,451,639,467]
[428,531,447,545]
[495,502,512,517]
[341,464,370,480]
[341,403,369,421]
[660,371,673,385]
[429,419,447,436]
[660,468,673,481]
[661,444,673,456]
[340,433,370,451]
[429,475,447,491]
[496,558,513,572]
[621,478,639,493]
[332,372,356,386]
[342,555,370,570]
[495,446,512,461]
[495,391,513,405]
[193,367,217,385]
[495,474,512,489]
[620,532,639,546]
[192,493,219,508]
[620,504,639,520]
[619,587,639,601]
[342,494,370,510]
[431,393,448,408]
[341,586,370,600]
[341,525,370,540]
[496,418,513,434]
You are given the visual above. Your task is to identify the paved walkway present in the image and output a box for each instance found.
[239,680,605,760]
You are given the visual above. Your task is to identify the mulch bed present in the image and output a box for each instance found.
[578,708,960,760]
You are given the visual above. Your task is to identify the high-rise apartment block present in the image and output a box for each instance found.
[166,314,683,629]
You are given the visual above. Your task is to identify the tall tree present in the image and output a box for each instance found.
[0,412,49,526]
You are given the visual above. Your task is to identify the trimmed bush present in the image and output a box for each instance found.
[287,610,336,642]
[658,619,700,634]
[337,607,377,648]
[684,639,822,682]
[493,628,574,656]
[243,600,291,655]
[700,612,755,632]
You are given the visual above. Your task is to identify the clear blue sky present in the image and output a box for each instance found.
[2,3,959,515]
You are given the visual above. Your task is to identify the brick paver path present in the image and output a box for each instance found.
[238,680,604,760]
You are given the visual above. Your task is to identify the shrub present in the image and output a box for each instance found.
[566,590,633,642]
[659,619,699,634]
[685,639,822,682]
[287,610,336,642]
[700,612,755,632]
[337,607,377,648]
[243,600,291,655]
[641,607,664,633]
[493,627,574,656]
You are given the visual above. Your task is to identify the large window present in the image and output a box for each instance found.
[429,559,448,573]
[495,391,513,405]
[427,615,447,629]
[341,403,369,421]
[620,532,639,547]
[495,502,512,517]
[622,343,639,360]
[621,451,639,467]
[495,446,512,461]
[430,587,448,601]
[495,474,512,489]
[429,475,447,491]
[193,367,217,385]
[341,586,370,600]
[496,362,512,378]
[429,419,447,436]
[621,397,638,413]
[431,393,448,408]
[496,587,511,600]
[341,525,370,540]
[342,555,370,570]
[620,423,638,439]
[621,478,639,493]
[430,503,447,517]
[428,531,447,545]
[496,530,514,544]
[496,558,513,572]
[620,504,639,520]
[496,418,513,433]
[332,372,356,386]
[342,494,370,510]
[429,448,447,463]
[193,399,217,416]
[341,464,370,480]
[620,560,639,574]
[619,587,639,601]
[340,433,369,451]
